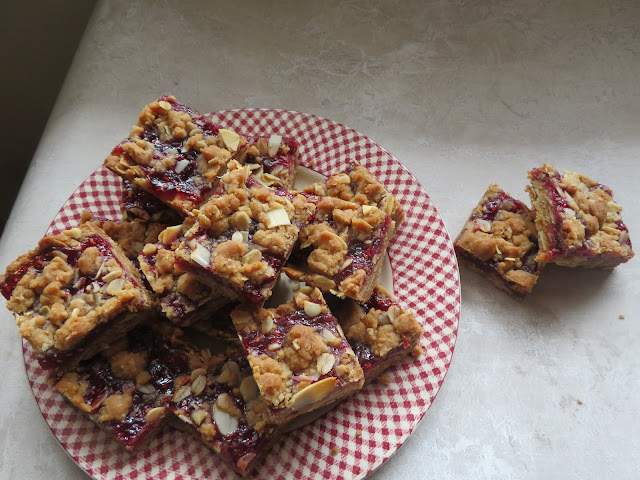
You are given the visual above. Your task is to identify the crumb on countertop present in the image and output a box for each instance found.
[618,314,625,319]
[577,398,583,405]
[331,445,340,456]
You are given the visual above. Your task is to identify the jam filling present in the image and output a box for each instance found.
[122,180,175,217]
[351,339,410,375]
[333,216,392,285]
[471,192,528,224]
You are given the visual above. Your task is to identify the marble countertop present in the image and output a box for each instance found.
[1,1,638,479]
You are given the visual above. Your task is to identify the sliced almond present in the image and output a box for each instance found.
[474,219,492,233]
[102,270,123,283]
[175,159,190,174]
[242,249,262,264]
[303,300,322,317]
[191,375,207,395]
[289,377,337,411]
[213,403,239,436]
[158,100,172,111]
[264,208,291,228]
[190,242,210,267]
[219,129,241,152]
[158,225,183,245]
[316,353,336,375]
[106,278,126,295]
[267,134,282,157]
[145,406,166,423]
[239,375,260,403]
[232,231,245,243]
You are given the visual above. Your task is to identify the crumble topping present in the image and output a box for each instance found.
[231,288,364,419]
[303,161,404,229]
[454,184,540,295]
[527,164,634,267]
[81,211,167,261]
[286,195,394,302]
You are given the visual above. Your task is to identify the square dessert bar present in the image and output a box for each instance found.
[0,223,157,373]
[172,160,300,307]
[138,231,229,326]
[330,284,423,381]
[105,95,243,215]
[303,161,405,230]
[454,184,541,295]
[284,195,395,303]
[527,164,634,268]
[236,134,299,190]
[54,326,172,452]
[231,287,364,424]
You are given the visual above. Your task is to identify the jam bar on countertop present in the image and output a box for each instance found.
[105,95,241,215]
[0,223,157,373]
[527,164,634,268]
[303,161,405,230]
[329,284,423,381]
[283,195,395,303]
[236,134,299,191]
[231,287,364,424]
[454,184,541,295]
[172,160,300,307]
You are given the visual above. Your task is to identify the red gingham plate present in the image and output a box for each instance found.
[24,109,460,480]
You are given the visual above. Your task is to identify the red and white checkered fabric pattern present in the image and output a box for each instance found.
[25,109,460,480]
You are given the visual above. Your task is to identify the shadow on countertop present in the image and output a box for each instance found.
[0,0,96,238]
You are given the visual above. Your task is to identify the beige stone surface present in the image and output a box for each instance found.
[1,1,638,479]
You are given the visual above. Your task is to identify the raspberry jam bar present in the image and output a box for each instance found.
[54,326,171,452]
[138,231,229,326]
[330,285,423,380]
[0,223,157,373]
[105,95,241,215]
[173,160,300,306]
[236,134,298,190]
[303,161,405,229]
[284,196,395,303]
[454,184,541,295]
[527,164,634,268]
[231,287,364,424]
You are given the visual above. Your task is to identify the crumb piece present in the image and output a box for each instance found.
[377,373,391,386]
[412,345,424,358]
[618,314,625,320]
[577,398,583,405]
[331,445,340,456]
[355,429,362,438]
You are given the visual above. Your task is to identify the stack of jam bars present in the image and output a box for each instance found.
[0,96,423,476]
[454,165,634,296]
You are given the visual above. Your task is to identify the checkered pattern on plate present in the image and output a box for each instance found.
[25,109,460,480]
